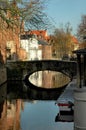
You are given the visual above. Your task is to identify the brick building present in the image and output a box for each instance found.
[0,1,27,63]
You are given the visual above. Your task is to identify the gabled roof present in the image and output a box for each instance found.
[71,36,78,44]
[29,30,49,40]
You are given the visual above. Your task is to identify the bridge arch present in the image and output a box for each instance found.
[7,60,77,89]
[22,60,77,88]
[20,60,76,75]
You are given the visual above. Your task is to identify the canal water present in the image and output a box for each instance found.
[0,71,74,130]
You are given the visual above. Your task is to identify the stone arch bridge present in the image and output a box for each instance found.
[7,60,77,81]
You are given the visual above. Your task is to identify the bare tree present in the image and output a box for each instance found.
[0,0,51,62]
[77,15,86,42]
[51,23,73,59]
[0,0,50,32]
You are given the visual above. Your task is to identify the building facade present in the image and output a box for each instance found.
[20,30,52,60]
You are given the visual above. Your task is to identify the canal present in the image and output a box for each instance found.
[0,71,74,130]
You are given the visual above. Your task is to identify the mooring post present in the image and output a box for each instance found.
[73,49,86,130]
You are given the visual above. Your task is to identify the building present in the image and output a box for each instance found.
[0,1,21,62]
[20,30,52,60]
[20,33,42,60]
[0,2,52,62]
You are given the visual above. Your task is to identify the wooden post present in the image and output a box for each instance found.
[83,54,86,86]
[77,54,82,88]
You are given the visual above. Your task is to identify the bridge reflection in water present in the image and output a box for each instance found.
[0,70,73,130]
[6,60,76,99]
[0,60,76,130]
[7,71,70,100]
[29,70,70,89]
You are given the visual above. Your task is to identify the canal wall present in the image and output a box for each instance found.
[0,66,7,86]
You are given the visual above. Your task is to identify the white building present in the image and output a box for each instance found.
[20,35,42,60]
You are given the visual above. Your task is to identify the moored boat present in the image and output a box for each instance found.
[55,79,76,122]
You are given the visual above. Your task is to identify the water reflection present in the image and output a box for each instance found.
[0,97,73,130]
[0,71,73,130]
[7,71,70,100]
[55,112,74,122]
[29,71,70,88]
[0,98,22,130]
[7,80,65,100]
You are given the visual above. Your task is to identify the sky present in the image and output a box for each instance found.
[45,0,86,35]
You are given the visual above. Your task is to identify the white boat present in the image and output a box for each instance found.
[55,79,76,122]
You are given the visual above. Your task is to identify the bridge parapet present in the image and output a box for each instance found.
[7,60,77,80]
